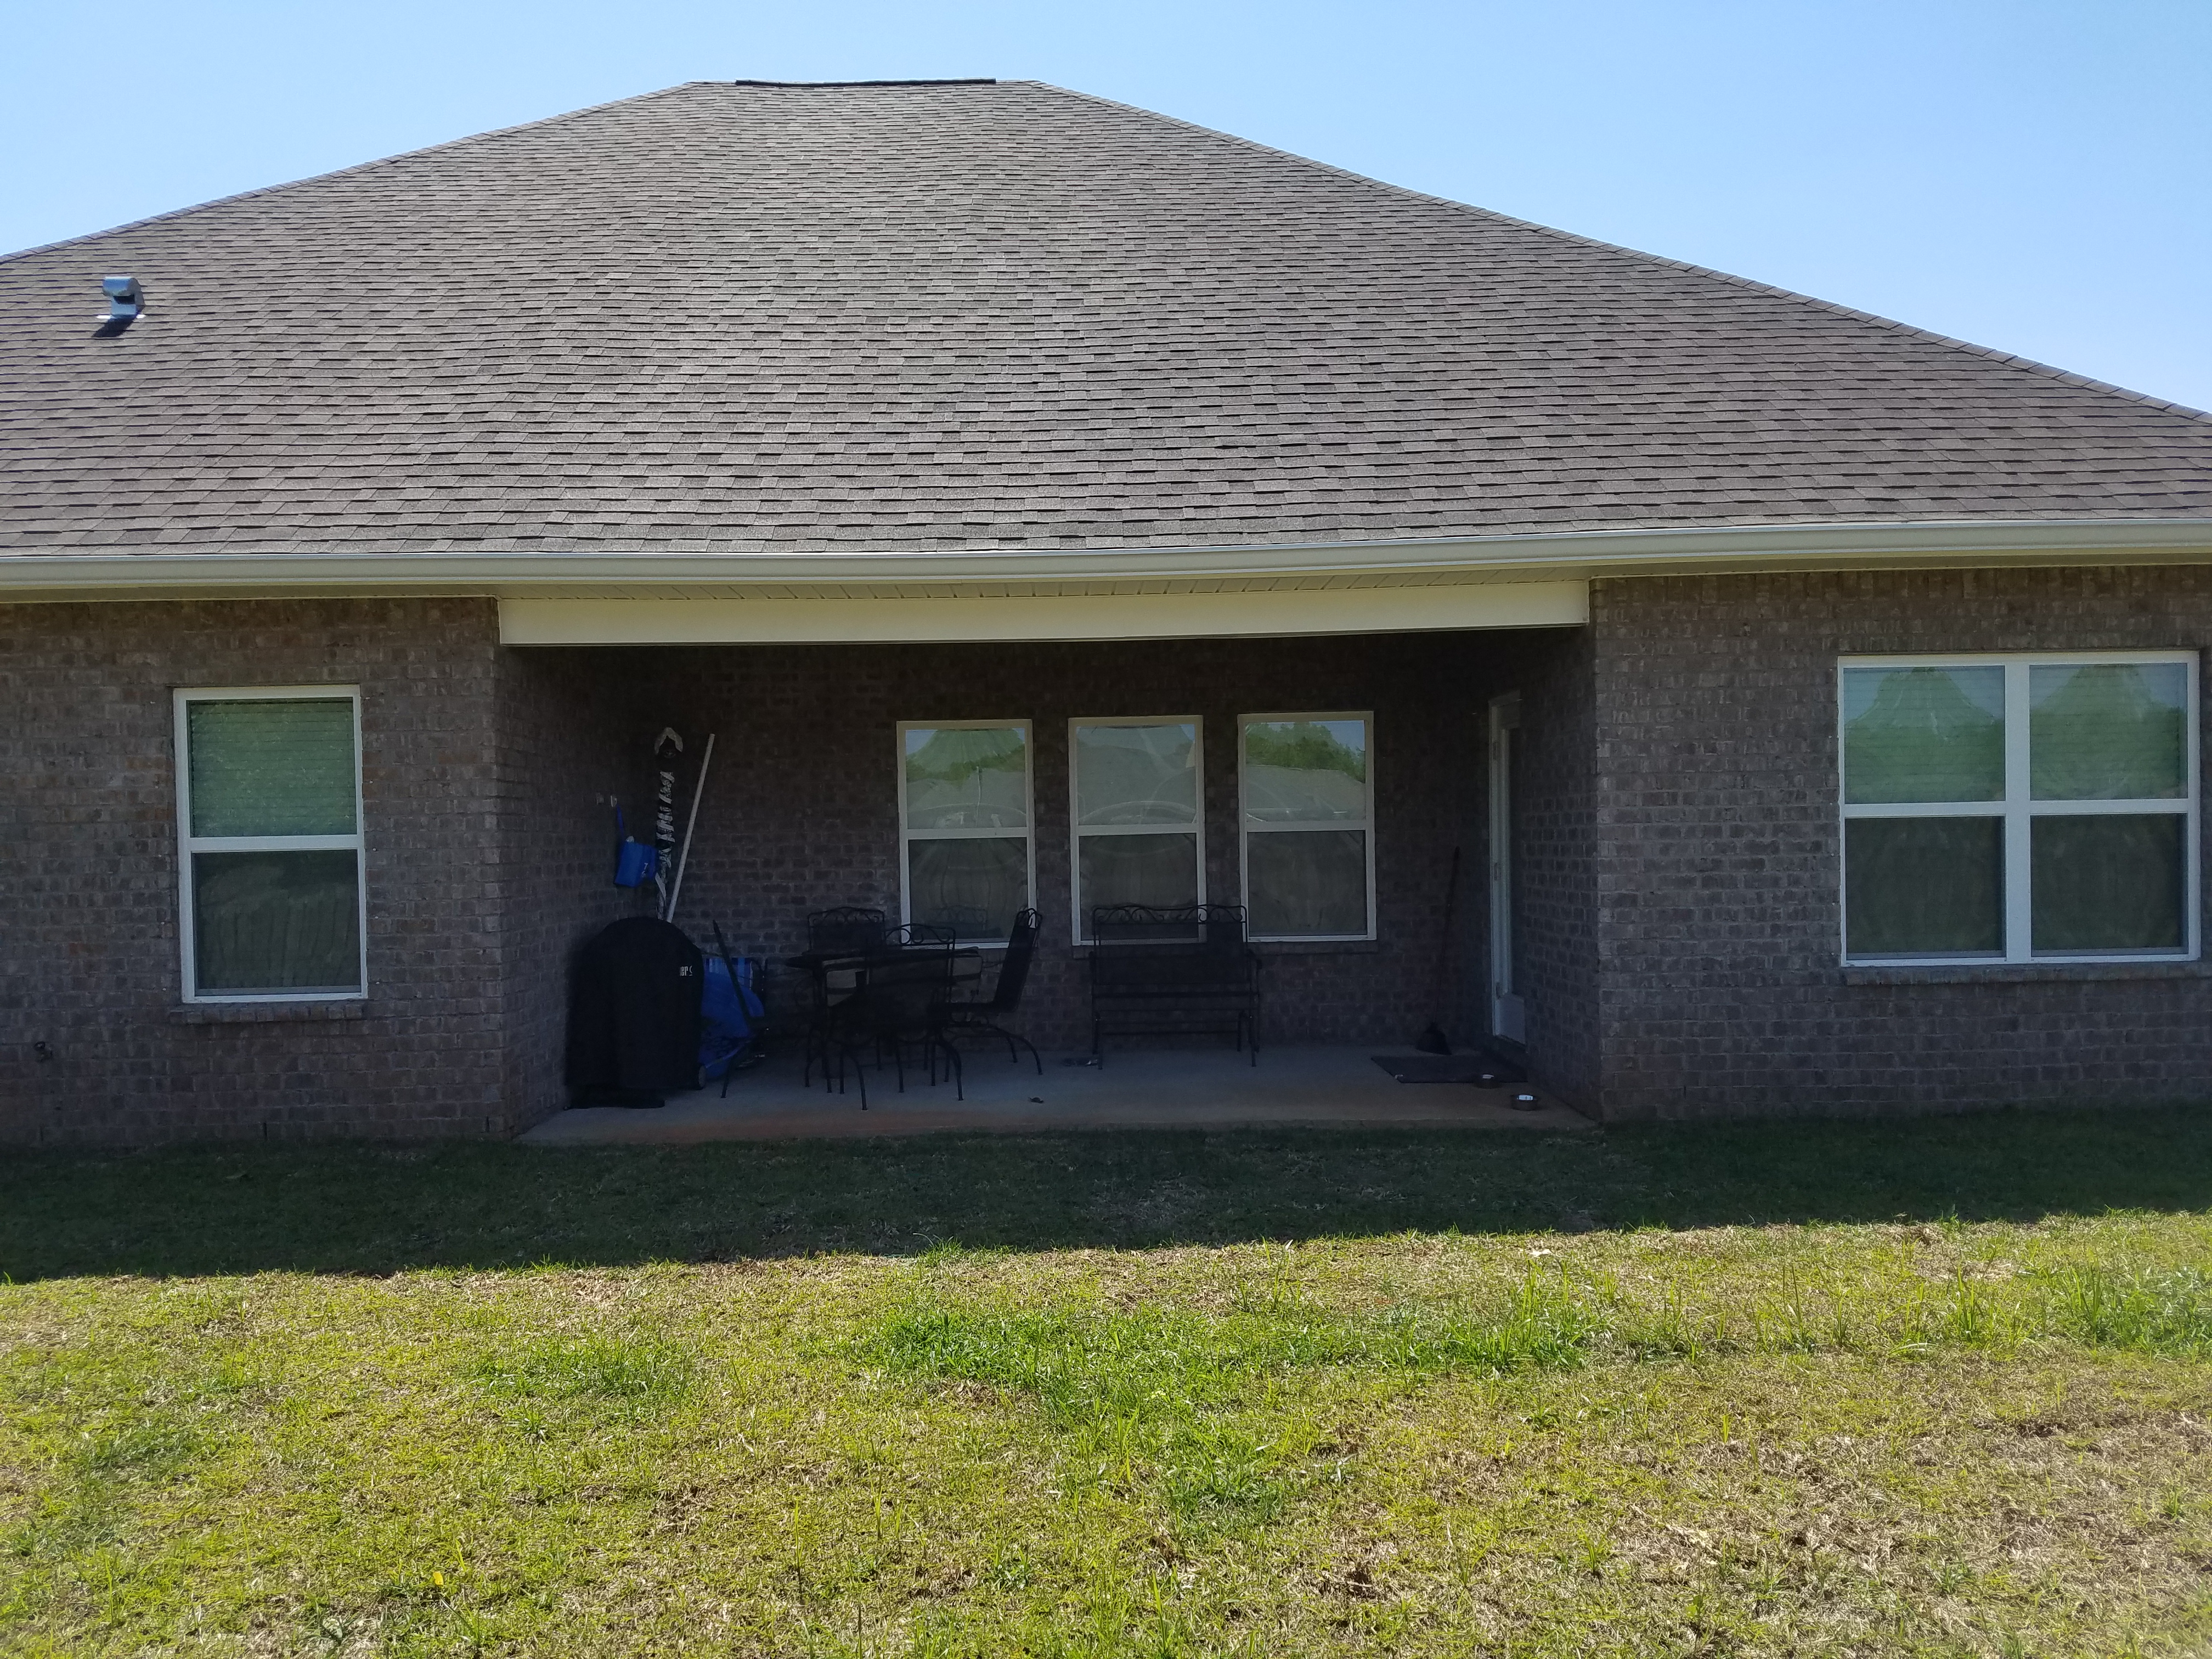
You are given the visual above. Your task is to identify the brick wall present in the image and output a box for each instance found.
[1495,626,1601,1109]
[492,646,650,1132]
[0,604,1590,1143]
[20,571,2192,1139]
[632,631,1565,1055]
[0,598,516,1143]
[1587,566,2212,1120]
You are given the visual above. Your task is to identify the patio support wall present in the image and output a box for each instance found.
[1586,565,2212,1120]
[492,646,651,1132]
[1490,626,1602,1111]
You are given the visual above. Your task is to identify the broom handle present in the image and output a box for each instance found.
[665,732,716,924]
[1430,846,1462,1017]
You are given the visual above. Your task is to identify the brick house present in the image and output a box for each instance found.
[4,79,2208,1144]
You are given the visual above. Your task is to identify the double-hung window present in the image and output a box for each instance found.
[1239,712,1376,940]
[176,687,366,1001]
[1839,654,2198,963]
[897,721,1034,944]
[1070,719,1204,941]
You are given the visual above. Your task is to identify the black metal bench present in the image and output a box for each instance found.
[1086,902,1262,1064]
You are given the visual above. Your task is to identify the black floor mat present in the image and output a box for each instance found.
[1372,1054,1519,1086]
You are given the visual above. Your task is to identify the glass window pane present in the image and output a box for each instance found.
[192,850,362,992]
[1242,719,1368,823]
[1842,667,2004,804]
[1074,724,1199,826]
[1079,832,1199,919]
[903,727,1028,831]
[2030,664,2189,801]
[906,837,1027,941]
[1844,817,2003,956]
[188,699,357,837]
[2032,815,2186,953]
[1248,830,1368,936]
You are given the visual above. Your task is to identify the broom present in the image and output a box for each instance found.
[1414,846,1460,1056]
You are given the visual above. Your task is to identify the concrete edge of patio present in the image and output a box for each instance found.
[520,1044,1596,1145]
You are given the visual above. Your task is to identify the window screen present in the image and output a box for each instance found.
[1840,657,2196,962]
[1239,714,1374,940]
[1070,720,1203,940]
[177,691,365,998]
[898,722,1033,943]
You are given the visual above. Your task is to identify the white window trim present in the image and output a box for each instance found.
[175,685,368,1003]
[1237,710,1379,943]
[894,718,1036,947]
[1068,716,1207,945]
[1837,650,2199,967]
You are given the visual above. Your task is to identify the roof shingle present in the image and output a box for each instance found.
[3,78,2207,559]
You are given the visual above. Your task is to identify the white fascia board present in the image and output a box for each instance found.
[2,518,2209,600]
[498,582,1591,645]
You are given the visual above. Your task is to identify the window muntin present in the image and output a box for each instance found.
[897,721,1034,944]
[1839,654,2197,964]
[1069,719,1203,943]
[1239,713,1375,940]
[176,688,366,1001]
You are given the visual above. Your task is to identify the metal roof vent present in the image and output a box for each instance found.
[98,275,144,326]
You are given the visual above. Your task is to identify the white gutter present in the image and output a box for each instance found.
[1,518,2208,598]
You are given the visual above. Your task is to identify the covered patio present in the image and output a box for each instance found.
[504,590,1601,1129]
[521,1043,1590,1144]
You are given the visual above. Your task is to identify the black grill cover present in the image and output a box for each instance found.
[565,916,704,1103]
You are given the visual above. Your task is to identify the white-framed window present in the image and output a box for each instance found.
[1069,718,1205,943]
[175,687,366,1002]
[1839,652,2199,964]
[1238,712,1376,941]
[896,720,1034,945]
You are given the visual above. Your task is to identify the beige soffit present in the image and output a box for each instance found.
[497,579,1592,645]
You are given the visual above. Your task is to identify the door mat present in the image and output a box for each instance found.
[1372,1056,1517,1086]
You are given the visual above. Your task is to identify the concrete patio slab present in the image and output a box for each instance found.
[520,1045,1593,1144]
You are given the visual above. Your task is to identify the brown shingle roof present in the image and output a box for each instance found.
[3,78,2207,559]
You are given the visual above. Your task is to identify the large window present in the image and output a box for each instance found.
[1839,654,2198,963]
[1069,719,1204,941]
[176,687,366,1001]
[897,721,1034,944]
[1239,713,1375,940]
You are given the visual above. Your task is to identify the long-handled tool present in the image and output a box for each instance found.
[664,732,716,924]
[1414,846,1461,1056]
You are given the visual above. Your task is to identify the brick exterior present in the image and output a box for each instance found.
[1494,627,1601,1109]
[1585,566,2212,1120]
[636,633,1542,1055]
[0,599,507,1142]
[0,598,648,1144]
[492,647,648,1132]
[8,570,2205,1143]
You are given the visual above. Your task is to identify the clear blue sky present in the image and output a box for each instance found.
[8,0,2208,412]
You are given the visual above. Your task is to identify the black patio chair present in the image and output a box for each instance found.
[798,906,889,1088]
[937,909,1043,1074]
[817,924,965,1108]
[806,905,888,955]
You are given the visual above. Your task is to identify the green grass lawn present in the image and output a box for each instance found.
[4,1108,2211,1656]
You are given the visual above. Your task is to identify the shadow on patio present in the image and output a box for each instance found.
[3,1093,2209,1282]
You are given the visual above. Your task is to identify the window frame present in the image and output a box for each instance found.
[1837,651,2199,967]
[174,685,368,1004]
[1067,715,1207,945]
[894,718,1036,947]
[1237,709,1379,944]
